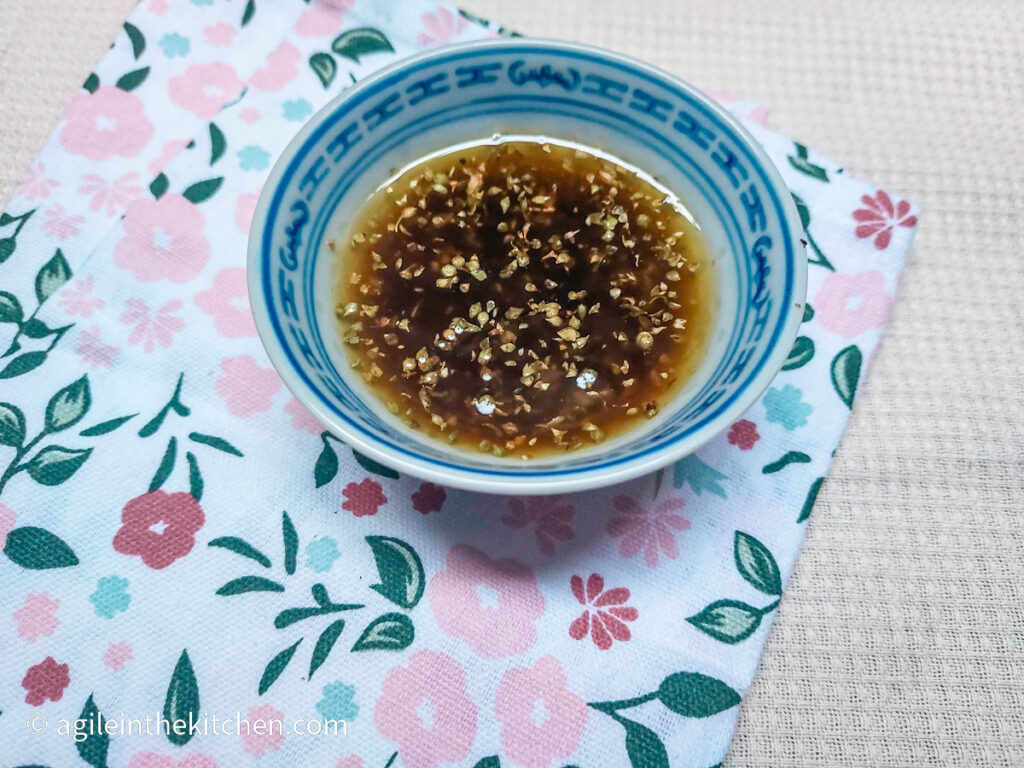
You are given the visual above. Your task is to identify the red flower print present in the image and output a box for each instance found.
[727,419,760,450]
[113,491,205,569]
[608,496,691,567]
[501,495,575,555]
[852,190,917,250]
[411,482,446,514]
[342,479,386,516]
[22,656,70,705]
[568,574,638,650]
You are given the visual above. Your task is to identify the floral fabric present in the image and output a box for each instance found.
[0,1,917,767]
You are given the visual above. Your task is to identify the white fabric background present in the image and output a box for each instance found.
[1,1,1021,766]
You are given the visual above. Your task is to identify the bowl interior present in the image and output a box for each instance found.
[250,40,804,492]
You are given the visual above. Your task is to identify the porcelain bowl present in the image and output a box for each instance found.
[248,38,806,494]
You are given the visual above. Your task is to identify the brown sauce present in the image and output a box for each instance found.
[332,139,714,459]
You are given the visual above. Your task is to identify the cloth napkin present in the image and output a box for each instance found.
[0,1,918,767]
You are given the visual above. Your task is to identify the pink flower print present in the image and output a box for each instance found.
[284,398,322,434]
[16,163,59,200]
[501,495,575,555]
[104,642,133,672]
[22,656,70,705]
[113,491,205,570]
[418,7,469,46]
[411,482,446,514]
[76,326,119,369]
[216,355,282,417]
[60,86,154,161]
[427,545,545,658]
[121,298,184,353]
[495,656,588,768]
[78,171,142,216]
[342,478,386,516]
[815,270,892,339]
[203,22,235,46]
[240,705,286,757]
[728,419,760,450]
[853,189,917,250]
[127,754,219,768]
[59,277,104,317]
[374,650,477,768]
[148,139,190,177]
[13,593,60,642]
[295,0,353,37]
[41,204,84,241]
[149,0,168,13]
[239,108,261,124]
[234,191,260,231]
[0,503,14,549]
[168,63,243,120]
[114,193,210,283]
[608,495,690,567]
[250,42,301,92]
[335,758,363,768]
[195,268,256,338]
[568,573,638,650]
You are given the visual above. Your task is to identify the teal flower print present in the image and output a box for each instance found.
[158,33,191,58]
[238,145,270,172]
[90,576,131,619]
[282,99,313,122]
[763,384,813,430]
[306,536,340,573]
[316,681,359,721]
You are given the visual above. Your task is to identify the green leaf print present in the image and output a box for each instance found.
[309,52,337,88]
[208,536,271,568]
[21,318,52,338]
[115,66,150,92]
[79,413,137,436]
[798,477,824,523]
[209,123,226,165]
[83,72,100,93]
[787,142,829,182]
[75,695,109,768]
[803,303,815,322]
[331,28,395,63]
[24,445,92,485]
[241,0,255,26]
[791,193,834,271]
[123,21,145,59]
[45,375,91,433]
[673,454,727,498]
[182,177,224,204]
[366,535,425,609]
[0,291,23,322]
[282,511,298,575]
[0,352,47,380]
[734,531,783,595]
[148,436,177,492]
[351,612,414,651]
[3,526,79,569]
[0,403,26,446]
[314,434,339,488]
[188,431,243,456]
[149,173,169,200]
[309,619,346,678]
[782,336,814,371]
[216,576,286,595]
[259,640,301,695]
[34,249,71,303]
[761,451,812,474]
[472,758,501,768]
[186,451,203,501]
[622,719,670,768]
[164,650,200,746]
[657,672,742,717]
[831,345,863,409]
[353,449,399,479]
[686,600,765,644]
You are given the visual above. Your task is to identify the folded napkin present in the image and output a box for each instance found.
[0,1,918,766]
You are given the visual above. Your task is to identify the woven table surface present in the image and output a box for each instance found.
[2,1,1022,765]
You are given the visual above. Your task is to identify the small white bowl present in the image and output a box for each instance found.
[248,38,806,495]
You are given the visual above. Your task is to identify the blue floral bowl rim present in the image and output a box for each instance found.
[247,37,808,495]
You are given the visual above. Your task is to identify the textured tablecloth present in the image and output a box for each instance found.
[1,1,1021,767]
